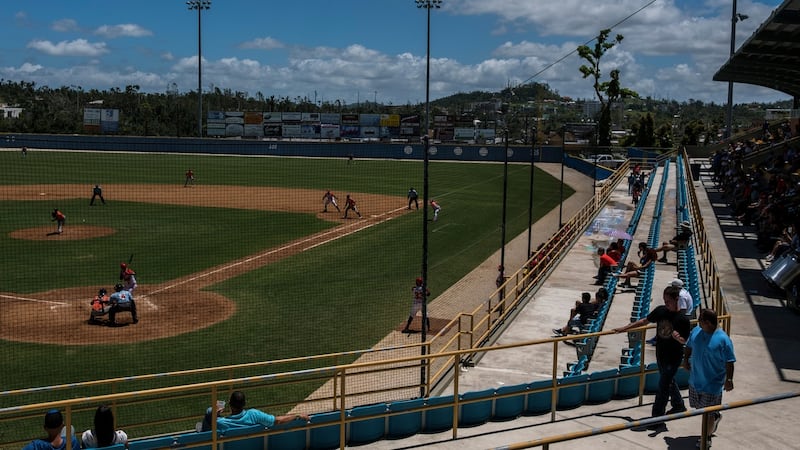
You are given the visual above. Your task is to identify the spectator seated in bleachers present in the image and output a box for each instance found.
[593,247,617,285]
[612,242,658,289]
[552,292,597,336]
[201,390,310,434]
[654,220,693,263]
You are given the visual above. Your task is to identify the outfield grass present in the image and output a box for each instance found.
[1,150,573,391]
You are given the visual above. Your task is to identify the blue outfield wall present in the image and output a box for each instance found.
[1,133,577,164]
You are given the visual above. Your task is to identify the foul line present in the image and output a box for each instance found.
[0,293,69,308]
[149,205,409,295]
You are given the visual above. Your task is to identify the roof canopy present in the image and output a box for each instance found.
[713,0,800,100]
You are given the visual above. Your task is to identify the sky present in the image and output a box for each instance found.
[0,0,790,108]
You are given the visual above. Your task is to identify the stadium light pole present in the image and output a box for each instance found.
[527,125,536,257]
[187,0,211,138]
[559,125,566,227]
[725,0,747,140]
[500,113,509,285]
[416,0,440,399]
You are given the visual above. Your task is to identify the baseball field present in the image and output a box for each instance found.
[0,148,572,399]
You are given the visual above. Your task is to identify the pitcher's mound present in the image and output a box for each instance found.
[9,226,116,240]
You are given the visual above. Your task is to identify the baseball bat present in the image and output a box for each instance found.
[128,253,134,265]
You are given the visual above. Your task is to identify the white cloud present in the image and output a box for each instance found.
[52,19,79,33]
[239,37,284,50]
[26,39,109,57]
[94,24,153,38]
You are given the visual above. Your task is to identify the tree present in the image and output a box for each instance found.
[577,29,638,146]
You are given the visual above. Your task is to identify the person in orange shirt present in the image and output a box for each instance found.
[89,288,110,324]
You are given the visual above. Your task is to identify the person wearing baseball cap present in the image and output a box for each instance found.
[654,220,693,263]
[403,277,431,333]
[671,278,695,318]
[22,409,81,450]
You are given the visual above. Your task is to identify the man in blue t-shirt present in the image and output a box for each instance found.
[684,308,736,449]
[202,391,310,434]
[23,409,81,450]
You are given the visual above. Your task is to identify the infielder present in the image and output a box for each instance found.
[343,194,362,219]
[322,190,340,212]
[430,200,441,221]
[407,187,419,210]
[403,277,431,333]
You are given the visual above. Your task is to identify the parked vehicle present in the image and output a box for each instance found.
[582,153,626,169]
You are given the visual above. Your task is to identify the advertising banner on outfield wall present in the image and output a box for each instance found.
[282,124,302,137]
[302,113,320,123]
[320,113,341,124]
[263,112,282,123]
[282,112,302,122]
[321,124,340,138]
[341,113,359,125]
[100,109,119,133]
[83,108,101,134]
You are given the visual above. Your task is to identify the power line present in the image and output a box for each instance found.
[516,0,659,88]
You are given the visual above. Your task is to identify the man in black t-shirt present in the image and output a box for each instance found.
[613,286,690,429]
[553,292,597,336]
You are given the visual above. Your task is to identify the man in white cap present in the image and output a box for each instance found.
[648,278,695,345]
[671,278,694,318]
[655,220,693,263]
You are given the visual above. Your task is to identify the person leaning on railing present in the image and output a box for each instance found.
[201,390,310,434]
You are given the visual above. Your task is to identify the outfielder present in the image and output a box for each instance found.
[322,190,340,212]
[403,277,431,333]
[343,194,362,219]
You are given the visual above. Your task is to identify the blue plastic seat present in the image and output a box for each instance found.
[524,379,553,415]
[347,403,387,445]
[308,411,343,450]
[266,420,307,450]
[493,383,526,421]
[422,395,454,433]
[128,435,178,450]
[175,431,214,450]
[644,362,660,394]
[94,444,126,450]
[386,398,423,439]
[587,368,618,404]
[458,388,494,427]
[218,425,266,450]
[616,365,643,399]
[556,374,589,410]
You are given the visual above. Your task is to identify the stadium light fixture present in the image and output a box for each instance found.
[725,0,746,140]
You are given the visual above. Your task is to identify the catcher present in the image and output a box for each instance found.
[88,288,111,324]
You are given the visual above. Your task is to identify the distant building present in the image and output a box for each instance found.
[0,104,23,119]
